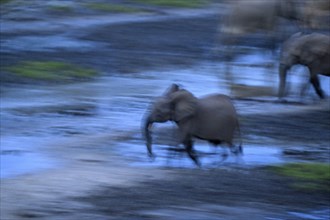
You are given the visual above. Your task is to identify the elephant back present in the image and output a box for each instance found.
[199,94,236,114]
[194,94,238,143]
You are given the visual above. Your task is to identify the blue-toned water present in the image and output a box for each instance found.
[1,51,329,178]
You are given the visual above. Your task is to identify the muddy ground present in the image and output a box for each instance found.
[1,1,330,220]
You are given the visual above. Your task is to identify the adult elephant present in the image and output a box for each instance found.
[215,0,300,95]
[143,84,242,166]
[302,0,330,30]
[218,0,299,56]
[278,32,330,99]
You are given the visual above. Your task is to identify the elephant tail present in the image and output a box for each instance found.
[236,120,243,155]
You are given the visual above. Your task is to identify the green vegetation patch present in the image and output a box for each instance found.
[7,61,97,81]
[134,0,209,8]
[0,0,12,4]
[271,163,330,191]
[48,5,73,13]
[86,3,142,13]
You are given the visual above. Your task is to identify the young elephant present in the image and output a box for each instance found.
[279,32,330,99]
[143,84,242,166]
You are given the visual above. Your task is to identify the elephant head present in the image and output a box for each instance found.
[143,84,198,158]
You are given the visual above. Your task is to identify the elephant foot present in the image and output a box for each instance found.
[187,151,201,168]
[191,156,201,168]
[194,160,202,168]
[230,145,243,155]
[148,153,156,162]
[220,152,229,163]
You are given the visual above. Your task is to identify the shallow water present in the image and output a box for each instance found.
[1,51,329,178]
[1,35,105,52]
[117,141,286,169]
[0,136,58,178]
[287,209,330,220]
[0,151,56,178]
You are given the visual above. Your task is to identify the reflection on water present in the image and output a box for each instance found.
[117,141,285,169]
[0,151,56,178]
[288,209,330,220]
[0,137,58,178]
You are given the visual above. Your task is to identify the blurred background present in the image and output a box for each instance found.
[1,0,329,219]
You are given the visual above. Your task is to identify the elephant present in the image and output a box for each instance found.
[217,0,299,54]
[214,0,300,93]
[143,84,242,166]
[278,32,330,99]
[220,0,297,36]
[302,0,330,30]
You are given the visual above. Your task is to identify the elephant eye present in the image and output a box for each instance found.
[157,108,165,114]
[160,107,170,113]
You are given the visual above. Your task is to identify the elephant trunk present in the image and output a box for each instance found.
[278,63,288,98]
[144,116,154,158]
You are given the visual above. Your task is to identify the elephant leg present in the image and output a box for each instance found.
[220,142,243,165]
[177,121,200,167]
[219,143,239,164]
[209,140,228,162]
[166,145,185,165]
[310,75,324,99]
[184,138,200,167]
[219,148,229,163]
[230,144,241,155]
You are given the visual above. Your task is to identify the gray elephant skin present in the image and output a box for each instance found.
[279,32,330,99]
[221,0,296,36]
[143,84,242,166]
[218,0,298,52]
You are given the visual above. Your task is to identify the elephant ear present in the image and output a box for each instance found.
[169,89,198,122]
[163,83,180,97]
